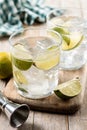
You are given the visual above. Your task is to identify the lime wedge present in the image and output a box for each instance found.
[48,45,58,50]
[62,34,70,45]
[0,52,12,79]
[53,26,69,35]
[12,56,33,70]
[54,77,82,100]
[14,70,28,84]
[47,30,62,44]
[12,44,33,70]
[34,46,60,70]
[14,70,28,93]
[52,25,84,51]
[18,87,28,93]
[62,32,84,51]
[52,26,71,46]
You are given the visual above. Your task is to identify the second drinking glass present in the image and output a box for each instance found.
[47,8,87,70]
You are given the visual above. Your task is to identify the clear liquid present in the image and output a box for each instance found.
[60,40,87,70]
[49,16,87,70]
[12,36,60,99]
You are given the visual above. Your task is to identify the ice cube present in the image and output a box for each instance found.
[37,37,57,50]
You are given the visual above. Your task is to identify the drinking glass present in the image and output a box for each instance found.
[9,28,62,99]
[47,8,87,70]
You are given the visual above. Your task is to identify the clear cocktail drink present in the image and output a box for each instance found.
[9,28,62,99]
[47,8,87,70]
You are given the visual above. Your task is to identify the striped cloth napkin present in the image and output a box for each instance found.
[0,0,64,37]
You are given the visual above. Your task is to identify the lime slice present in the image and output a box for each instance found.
[0,52,12,79]
[54,77,82,100]
[53,26,69,35]
[62,34,70,45]
[52,26,71,46]
[14,71,28,84]
[47,30,62,44]
[12,44,33,70]
[12,56,33,70]
[18,87,28,93]
[62,32,84,51]
[34,46,60,70]
[14,70,28,93]
[48,45,58,50]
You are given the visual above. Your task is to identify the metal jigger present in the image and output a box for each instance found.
[0,91,30,128]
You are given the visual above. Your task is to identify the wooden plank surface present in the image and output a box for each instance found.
[0,0,87,130]
[3,65,87,114]
[33,112,68,130]
[60,0,80,8]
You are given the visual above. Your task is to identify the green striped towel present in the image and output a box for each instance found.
[0,0,64,37]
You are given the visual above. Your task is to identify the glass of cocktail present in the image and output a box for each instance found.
[9,28,62,99]
[47,8,87,70]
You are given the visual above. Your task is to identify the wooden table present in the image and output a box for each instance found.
[0,0,87,130]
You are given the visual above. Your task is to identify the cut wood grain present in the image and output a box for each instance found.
[33,112,68,130]
[0,112,16,130]
[44,0,61,7]
[80,0,87,9]
[18,111,34,130]
[68,112,87,130]
[60,0,80,8]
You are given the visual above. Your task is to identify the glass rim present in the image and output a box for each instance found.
[47,7,87,27]
[9,27,62,47]
[47,17,85,28]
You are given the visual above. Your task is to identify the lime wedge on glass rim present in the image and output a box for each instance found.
[53,26,84,51]
[62,34,70,45]
[12,44,33,70]
[54,77,82,100]
[62,32,84,51]
[53,26,69,35]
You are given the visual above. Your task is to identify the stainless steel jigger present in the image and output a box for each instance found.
[0,91,30,128]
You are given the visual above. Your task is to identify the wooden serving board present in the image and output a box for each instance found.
[3,65,87,114]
